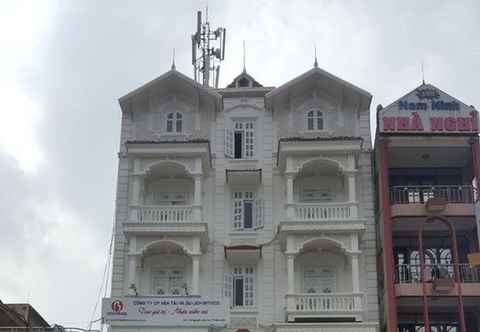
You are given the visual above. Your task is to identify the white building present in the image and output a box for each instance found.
[103,62,379,332]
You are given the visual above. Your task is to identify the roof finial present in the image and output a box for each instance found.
[171,48,176,70]
[242,40,246,73]
[314,45,318,68]
[421,61,425,85]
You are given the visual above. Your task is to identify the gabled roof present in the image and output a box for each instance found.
[118,68,222,111]
[265,66,372,107]
[226,70,263,88]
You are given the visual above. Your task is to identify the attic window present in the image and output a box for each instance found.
[238,77,250,87]
[307,110,324,131]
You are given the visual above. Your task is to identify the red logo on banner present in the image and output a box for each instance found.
[111,300,124,313]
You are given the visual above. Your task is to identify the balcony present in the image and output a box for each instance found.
[396,263,480,283]
[284,237,365,322]
[123,159,207,245]
[394,263,480,297]
[286,293,364,321]
[132,205,195,223]
[124,204,207,243]
[389,185,476,217]
[290,202,357,221]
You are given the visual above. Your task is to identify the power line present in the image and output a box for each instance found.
[87,222,114,331]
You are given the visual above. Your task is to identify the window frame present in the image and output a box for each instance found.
[166,111,184,133]
[231,191,263,231]
[302,266,336,294]
[225,119,256,159]
[151,267,187,296]
[306,109,325,131]
[230,266,255,308]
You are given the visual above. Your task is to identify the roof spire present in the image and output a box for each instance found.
[171,48,176,70]
[314,45,318,68]
[242,40,246,73]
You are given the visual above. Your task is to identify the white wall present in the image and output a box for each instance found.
[110,71,379,329]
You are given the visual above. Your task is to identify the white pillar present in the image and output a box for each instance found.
[347,172,356,202]
[346,171,357,217]
[127,254,138,295]
[193,174,202,221]
[193,174,202,205]
[351,253,360,293]
[351,253,361,311]
[286,173,295,218]
[132,159,143,205]
[350,233,361,312]
[192,254,200,295]
[287,254,295,294]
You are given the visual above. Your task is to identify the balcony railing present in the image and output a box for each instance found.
[291,202,357,221]
[390,185,475,204]
[287,293,364,313]
[396,263,480,283]
[132,205,194,222]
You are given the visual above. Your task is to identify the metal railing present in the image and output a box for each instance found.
[287,293,363,312]
[390,185,475,204]
[395,263,480,283]
[133,205,194,222]
[292,202,357,221]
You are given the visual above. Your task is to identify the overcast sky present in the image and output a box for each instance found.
[1,0,479,330]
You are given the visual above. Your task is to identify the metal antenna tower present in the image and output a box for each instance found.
[191,9,226,88]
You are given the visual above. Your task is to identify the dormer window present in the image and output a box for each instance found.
[307,109,324,131]
[166,112,183,133]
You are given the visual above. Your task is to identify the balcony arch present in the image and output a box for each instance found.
[141,239,192,256]
[296,157,345,177]
[144,160,194,177]
[297,236,349,256]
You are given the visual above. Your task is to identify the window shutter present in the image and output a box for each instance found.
[224,273,233,307]
[232,192,243,230]
[244,267,255,306]
[254,199,263,229]
[225,128,234,158]
[244,121,255,159]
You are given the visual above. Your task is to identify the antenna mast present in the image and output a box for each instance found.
[191,9,226,88]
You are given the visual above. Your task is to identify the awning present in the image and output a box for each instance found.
[224,245,262,263]
[225,169,262,185]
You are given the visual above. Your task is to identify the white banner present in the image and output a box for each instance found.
[102,296,227,326]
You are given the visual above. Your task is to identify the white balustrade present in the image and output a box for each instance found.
[133,205,194,222]
[292,202,357,221]
[287,293,364,313]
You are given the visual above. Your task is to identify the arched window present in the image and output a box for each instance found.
[307,109,324,131]
[166,112,183,133]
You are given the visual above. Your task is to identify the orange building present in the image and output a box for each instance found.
[374,83,480,332]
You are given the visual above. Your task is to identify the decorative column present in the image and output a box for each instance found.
[345,170,358,218]
[285,173,295,219]
[286,236,296,294]
[191,254,201,295]
[287,254,295,294]
[192,174,202,221]
[130,159,143,221]
[350,233,361,311]
[127,254,139,295]
[127,237,138,295]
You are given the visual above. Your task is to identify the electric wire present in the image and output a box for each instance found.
[87,222,114,331]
